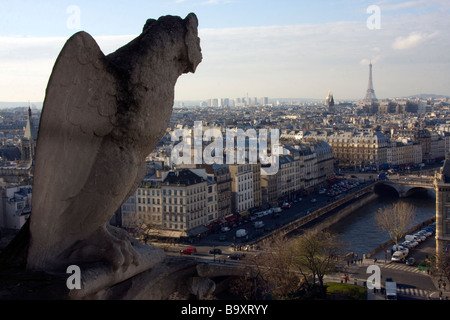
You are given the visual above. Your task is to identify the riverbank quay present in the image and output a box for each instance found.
[254,182,378,244]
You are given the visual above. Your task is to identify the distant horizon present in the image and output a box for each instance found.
[1,92,449,110]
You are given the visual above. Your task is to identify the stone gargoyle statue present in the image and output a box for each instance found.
[26,13,202,272]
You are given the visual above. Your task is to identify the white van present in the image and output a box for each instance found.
[391,251,406,262]
[385,281,397,300]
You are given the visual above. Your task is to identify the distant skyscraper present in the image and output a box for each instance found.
[364,62,377,103]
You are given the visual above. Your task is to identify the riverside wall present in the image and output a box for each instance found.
[256,183,378,244]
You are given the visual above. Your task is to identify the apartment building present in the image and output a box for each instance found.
[193,164,232,219]
[121,169,210,238]
[214,165,232,219]
[301,130,388,168]
[189,168,219,224]
[261,172,278,206]
[277,154,299,201]
[252,163,262,208]
[314,140,335,186]
[229,163,254,214]
[0,185,32,230]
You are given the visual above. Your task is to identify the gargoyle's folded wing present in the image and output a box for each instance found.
[32,32,118,224]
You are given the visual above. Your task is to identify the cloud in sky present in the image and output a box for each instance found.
[0,1,449,103]
[380,0,427,11]
[392,32,437,50]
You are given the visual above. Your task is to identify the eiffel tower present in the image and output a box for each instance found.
[364,62,377,103]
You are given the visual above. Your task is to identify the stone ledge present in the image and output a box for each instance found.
[0,254,214,300]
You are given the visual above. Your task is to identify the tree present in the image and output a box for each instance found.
[291,230,341,291]
[375,201,415,248]
[230,236,301,300]
[229,230,341,299]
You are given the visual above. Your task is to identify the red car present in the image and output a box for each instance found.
[180,247,197,255]
[281,202,291,209]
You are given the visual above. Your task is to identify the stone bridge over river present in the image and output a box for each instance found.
[374,175,436,198]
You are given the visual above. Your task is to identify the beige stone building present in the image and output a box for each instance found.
[252,163,262,208]
[300,130,388,168]
[121,169,211,239]
[229,163,254,214]
[277,154,299,201]
[196,164,232,219]
[261,172,278,205]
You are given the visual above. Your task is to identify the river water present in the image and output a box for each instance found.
[327,194,436,257]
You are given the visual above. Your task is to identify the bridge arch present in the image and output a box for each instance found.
[403,187,429,198]
[374,182,400,198]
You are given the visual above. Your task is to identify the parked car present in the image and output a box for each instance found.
[420,229,432,237]
[209,248,222,255]
[402,240,418,248]
[392,245,409,256]
[413,233,426,242]
[391,251,407,262]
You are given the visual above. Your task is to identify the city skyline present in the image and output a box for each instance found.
[0,0,449,103]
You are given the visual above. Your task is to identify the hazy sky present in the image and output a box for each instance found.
[0,0,449,103]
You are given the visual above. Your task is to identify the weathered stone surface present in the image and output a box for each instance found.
[27,13,202,272]
[187,277,216,300]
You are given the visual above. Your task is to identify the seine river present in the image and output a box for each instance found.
[327,194,436,257]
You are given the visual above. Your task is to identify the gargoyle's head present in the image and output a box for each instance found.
[142,13,202,74]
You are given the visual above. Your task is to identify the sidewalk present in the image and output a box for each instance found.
[429,276,450,300]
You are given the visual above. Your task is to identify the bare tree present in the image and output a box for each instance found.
[230,230,341,299]
[375,201,416,248]
[291,230,341,290]
[255,236,304,298]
